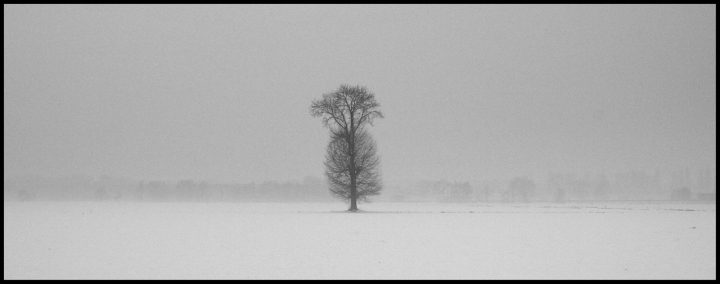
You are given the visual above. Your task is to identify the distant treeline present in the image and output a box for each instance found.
[3,175,333,202]
[4,168,716,203]
[379,169,716,203]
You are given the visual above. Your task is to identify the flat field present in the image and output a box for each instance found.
[3,201,716,279]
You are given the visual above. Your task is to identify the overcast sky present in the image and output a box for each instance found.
[4,4,716,183]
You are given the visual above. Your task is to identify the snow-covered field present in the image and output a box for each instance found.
[4,201,716,279]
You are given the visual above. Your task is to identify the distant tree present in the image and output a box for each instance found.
[482,185,492,201]
[457,182,473,201]
[91,177,107,201]
[555,187,565,203]
[433,180,452,201]
[136,181,146,201]
[176,180,196,190]
[310,85,384,211]
[570,178,590,200]
[506,176,536,202]
[448,181,473,201]
[197,181,209,201]
[593,174,611,200]
[671,187,692,201]
[147,181,169,201]
[301,175,326,200]
[302,175,322,186]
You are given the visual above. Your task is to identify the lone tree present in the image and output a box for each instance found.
[310,85,384,211]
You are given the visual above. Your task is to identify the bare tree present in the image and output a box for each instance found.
[310,85,384,211]
[325,128,382,206]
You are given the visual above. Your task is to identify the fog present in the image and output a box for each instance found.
[4,4,716,197]
[3,5,717,280]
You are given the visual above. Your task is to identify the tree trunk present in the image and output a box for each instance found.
[349,165,358,211]
[348,114,358,212]
[349,196,358,211]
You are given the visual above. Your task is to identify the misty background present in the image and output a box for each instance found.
[3,4,716,201]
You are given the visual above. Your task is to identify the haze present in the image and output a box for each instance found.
[4,4,716,184]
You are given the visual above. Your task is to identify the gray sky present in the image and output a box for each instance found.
[4,4,716,183]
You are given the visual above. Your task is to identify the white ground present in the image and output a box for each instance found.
[4,201,716,279]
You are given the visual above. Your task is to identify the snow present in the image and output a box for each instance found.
[4,201,716,279]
